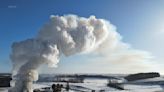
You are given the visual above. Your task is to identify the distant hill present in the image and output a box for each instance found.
[124,72,160,81]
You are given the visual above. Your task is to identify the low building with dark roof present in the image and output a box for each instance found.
[0,73,12,87]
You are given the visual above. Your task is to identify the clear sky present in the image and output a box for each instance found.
[0,0,164,74]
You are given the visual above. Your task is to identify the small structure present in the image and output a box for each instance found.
[0,73,12,87]
[107,79,124,90]
[65,82,70,91]
[52,84,63,92]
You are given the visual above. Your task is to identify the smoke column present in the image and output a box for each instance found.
[9,15,111,92]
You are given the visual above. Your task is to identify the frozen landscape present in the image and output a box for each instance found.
[1,1,164,92]
[1,73,164,92]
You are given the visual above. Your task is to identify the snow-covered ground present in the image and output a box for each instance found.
[35,82,163,92]
[32,77,164,92]
[1,83,164,92]
[1,76,164,92]
[0,87,9,92]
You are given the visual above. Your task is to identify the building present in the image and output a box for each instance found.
[0,73,12,87]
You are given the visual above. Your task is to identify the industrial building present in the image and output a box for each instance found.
[0,73,11,87]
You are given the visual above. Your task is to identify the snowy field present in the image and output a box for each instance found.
[1,75,164,92]
[1,82,164,92]
[32,81,164,92]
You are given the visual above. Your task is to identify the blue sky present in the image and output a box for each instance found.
[0,0,164,74]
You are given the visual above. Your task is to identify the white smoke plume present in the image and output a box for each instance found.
[9,15,110,92]
[9,14,157,92]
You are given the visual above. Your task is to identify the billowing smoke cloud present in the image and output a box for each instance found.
[9,14,158,92]
[90,26,158,74]
[9,15,110,92]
